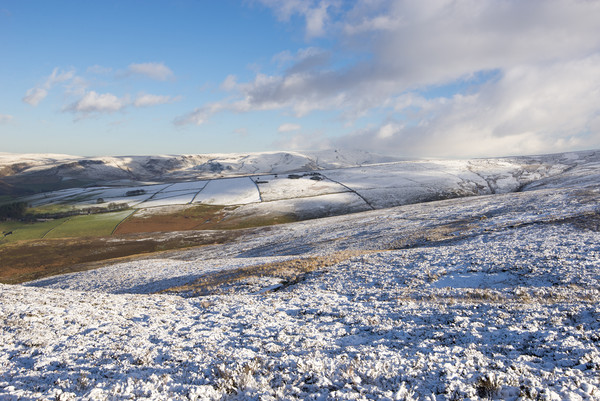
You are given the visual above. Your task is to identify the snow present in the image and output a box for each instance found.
[136,182,208,208]
[1,150,600,400]
[24,188,92,207]
[161,181,208,192]
[192,177,261,205]
[26,256,300,294]
[254,174,349,202]
[212,191,371,222]
[137,192,198,207]
[0,153,79,168]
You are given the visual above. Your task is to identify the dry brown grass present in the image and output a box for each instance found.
[161,250,367,296]
[114,204,298,235]
[390,219,479,249]
[390,287,600,305]
[0,229,252,284]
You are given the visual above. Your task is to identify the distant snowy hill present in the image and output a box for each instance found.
[5,150,599,226]
[0,150,402,195]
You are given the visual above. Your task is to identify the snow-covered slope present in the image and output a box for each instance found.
[0,150,400,188]
[1,150,600,400]
[13,150,598,216]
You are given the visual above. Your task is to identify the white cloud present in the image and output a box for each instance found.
[284,48,330,74]
[22,87,48,106]
[376,123,401,139]
[23,67,75,106]
[128,62,174,81]
[23,65,180,119]
[133,94,179,107]
[47,68,76,86]
[305,2,329,37]
[255,0,339,38]
[242,0,600,116]
[220,75,238,91]
[64,76,89,97]
[66,91,127,114]
[174,103,226,126]
[0,114,13,123]
[278,123,301,133]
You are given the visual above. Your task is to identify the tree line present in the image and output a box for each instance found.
[0,202,27,220]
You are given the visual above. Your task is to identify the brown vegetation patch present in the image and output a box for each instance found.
[391,218,479,249]
[114,204,298,234]
[0,204,300,284]
[389,286,600,304]
[0,229,255,284]
[114,204,230,234]
[562,211,600,232]
[162,250,366,296]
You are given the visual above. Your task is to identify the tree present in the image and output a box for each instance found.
[0,202,27,220]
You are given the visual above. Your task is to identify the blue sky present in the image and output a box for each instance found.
[1,0,600,158]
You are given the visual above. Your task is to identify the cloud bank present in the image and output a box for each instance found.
[178,0,600,157]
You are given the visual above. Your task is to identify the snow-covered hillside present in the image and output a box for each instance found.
[13,150,600,224]
[0,150,400,190]
[1,150,600,400]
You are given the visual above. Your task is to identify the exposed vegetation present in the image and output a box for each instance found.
[125,189,146,196]
[0,210,133,244]
[44,210,134,239]
[0,201,27,220]
[114,204,298,234]
[0,228,254,284]
[0,203,302,283]
[0,218,69,243]
[25,202,129,220]
[114,204,230,234]
[162,251,366,296]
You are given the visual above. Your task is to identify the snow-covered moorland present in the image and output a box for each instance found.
[1,150,600,400]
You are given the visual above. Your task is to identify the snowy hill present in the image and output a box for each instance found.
[1,149,600,400]
[7,150,598,226]
[0,150,402,196]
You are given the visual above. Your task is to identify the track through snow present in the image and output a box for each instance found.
[2,151,600,400]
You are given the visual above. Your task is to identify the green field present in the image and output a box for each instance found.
[44,210,134,238]
[25,203,81,216]
[0,218,70,243]
[0,210,133,243]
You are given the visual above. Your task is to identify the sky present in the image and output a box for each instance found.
[1,0,600,158]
